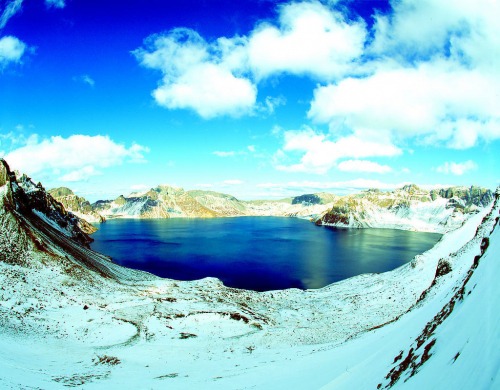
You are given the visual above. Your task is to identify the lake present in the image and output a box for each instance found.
[90,217,442,291]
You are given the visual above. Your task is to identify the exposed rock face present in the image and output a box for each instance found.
[0,159,94,250]
[0,160,9,187]
[87,184,493,232]
[49,187,105,231]
[317,185,494,233]
[93,186,332,220]
[292,192,337,206]
[430,186,493,208]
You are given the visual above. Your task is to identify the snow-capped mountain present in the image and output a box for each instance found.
[0,158,498,388]
[317,184,493,233]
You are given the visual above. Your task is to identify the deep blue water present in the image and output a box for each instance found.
[90,217,441,291]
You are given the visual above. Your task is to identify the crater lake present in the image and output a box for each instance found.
[90,217,442,291]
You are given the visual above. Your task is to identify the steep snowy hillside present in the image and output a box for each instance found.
[317,184,493,233]
[0,157,498,389]
[49,187,105,226]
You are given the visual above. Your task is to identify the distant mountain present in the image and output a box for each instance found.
[87,184,494,234]
[49,187,105,226]
[316,184,494,233]
[91,185,335,220]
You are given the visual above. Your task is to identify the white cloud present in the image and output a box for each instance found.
[45,0,65,8]
[0,0,22,29]
[436,160,477,176]
[133,2,366,118]
[153,63,256,119]
[75,74,95,87]
[134,28,256,119]
[309,63,500,149]
[247,1,366,80]
[371,0,500,71]
[337,160,392,174]
[274,127,401,174]
[5,134,149,181]
[263,95,286,114]
[308,0,500,153]
[0,35,26,68]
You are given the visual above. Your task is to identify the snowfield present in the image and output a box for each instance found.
[0,161,498,388]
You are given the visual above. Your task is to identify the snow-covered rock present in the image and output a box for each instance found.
[317,185,493,233]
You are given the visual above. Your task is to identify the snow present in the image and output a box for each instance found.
[32,209,73,238]
[0,180,499,388]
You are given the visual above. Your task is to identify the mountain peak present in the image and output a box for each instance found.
[400,184,424,194]
[49,187,75,197]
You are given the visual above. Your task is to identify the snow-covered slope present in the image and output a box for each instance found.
[317,185,493,233]
[0,157,498,389]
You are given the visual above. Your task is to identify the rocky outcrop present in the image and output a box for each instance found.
[291,192,337,206]
[430,186,493,208]
[49,187,105,231]
[316,185,494,233]
[0,159,94,249]
[92,186,336,220]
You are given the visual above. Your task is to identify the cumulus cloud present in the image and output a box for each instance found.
[134,29,256,119]
[5,135,149,182]
[371,0,500,71]
[274,127,401,174]
[0,35,26,68]
[309,63,500,149]
[309,0,500,151]
[337,160,392,174]
[133,2,367,118]
[247,1,366,80]
[436,160,477,176]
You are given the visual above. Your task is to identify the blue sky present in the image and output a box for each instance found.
[1,0,499,202]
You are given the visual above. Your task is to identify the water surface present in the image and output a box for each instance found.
[90,217,441,291]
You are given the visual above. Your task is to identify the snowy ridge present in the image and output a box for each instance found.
[0,156,498,388]
[91,184,492,235]
[317,185,493,233]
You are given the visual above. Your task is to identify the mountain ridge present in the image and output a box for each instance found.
[48,182,494,234]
